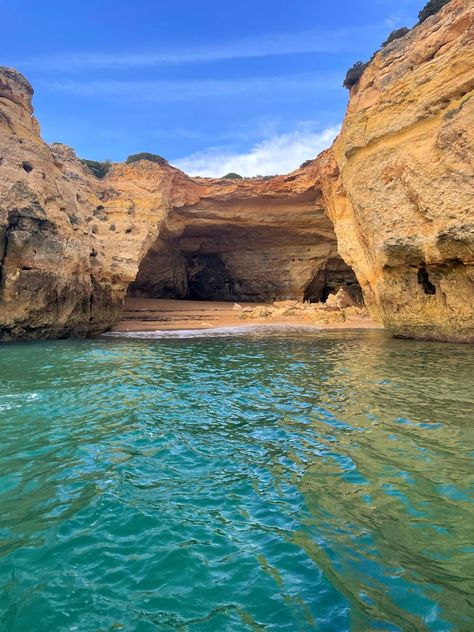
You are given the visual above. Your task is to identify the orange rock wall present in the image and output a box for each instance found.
[323,0,474,341]
[0,0,472,341]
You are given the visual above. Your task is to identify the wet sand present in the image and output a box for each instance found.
[112,298,382,333]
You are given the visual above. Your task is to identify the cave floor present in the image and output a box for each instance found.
[113,298,381,333]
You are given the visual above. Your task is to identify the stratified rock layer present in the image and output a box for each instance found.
[126,170,357,303]
[322,0,474,341]
[0,0,473,342]
[0,70,355,340]
[0,71,124,340]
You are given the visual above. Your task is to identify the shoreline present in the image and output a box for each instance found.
[112,297,383,335]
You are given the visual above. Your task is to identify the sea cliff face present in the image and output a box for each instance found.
[322,0,473,341]
[0,71,126,340]
[0,71,352,340]
[0,0,472,342]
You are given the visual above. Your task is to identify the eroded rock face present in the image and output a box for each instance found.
[0,0,472,342]
[127,172,358,303]
[322,0,474,342]
[0,68,356,340]
[0,71,126,340]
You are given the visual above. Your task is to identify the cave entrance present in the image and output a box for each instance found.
[303,257,362,304]
[127,203,363,306]
[128,236,363,305]
[185,254,235,301]
[126,223,295,303]
[127,236,269,303]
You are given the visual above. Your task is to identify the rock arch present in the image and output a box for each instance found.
[125,168,360,305]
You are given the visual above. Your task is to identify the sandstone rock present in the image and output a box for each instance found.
[325,288,359,310]
[272,306,299,318]
[0,0,472,343]
[126,170,356,304]
[343,306,370,320]
[240,305,273,319]
[0,69,123,340]
[321,0,474,342]
[0,66,356,340]
[253,306,273,318]
[304,309,346,325]
[273,300,300,308]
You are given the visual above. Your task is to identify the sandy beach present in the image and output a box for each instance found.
[112,297,382,333]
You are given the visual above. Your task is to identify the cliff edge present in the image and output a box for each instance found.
[323,0,473,341]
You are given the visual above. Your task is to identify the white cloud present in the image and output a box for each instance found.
[383,12,411,29]
[174,125,340,177]
[13,25,378,72]
[39,74,340,101]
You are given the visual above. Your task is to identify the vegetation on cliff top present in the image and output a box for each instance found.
[80,158,112,179]
[343,62,369,90]
[418,0,451,24]
[80,151,170,177]
[126,153,168,166]
[381,27,411,48]
[343,0,452,90]
[222,172,243,180]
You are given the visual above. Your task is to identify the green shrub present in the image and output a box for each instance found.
[342,1,452,92]
[381,27,410,48]
[80,158,112,179]
[126,152,168,166]
[418,0,451,23]
[299,159,313,169]
[222,172,243,179]
[343,61,369,90]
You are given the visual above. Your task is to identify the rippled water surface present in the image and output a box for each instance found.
[0,329,473,631]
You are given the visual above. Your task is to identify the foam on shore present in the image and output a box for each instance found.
[103,323,323,339]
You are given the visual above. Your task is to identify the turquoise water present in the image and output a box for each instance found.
[0,329,473,631]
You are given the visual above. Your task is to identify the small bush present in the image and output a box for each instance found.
[80,158,112,179]
[418,0,451,24]
[343,61,369,90]
[126,152,168,166]
[381,27,410,48]
[222,172,243,179]
[300,159,313,169]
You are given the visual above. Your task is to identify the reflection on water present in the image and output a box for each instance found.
[0,330,472,631]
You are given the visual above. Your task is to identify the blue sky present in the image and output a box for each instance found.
[1,0,423,176]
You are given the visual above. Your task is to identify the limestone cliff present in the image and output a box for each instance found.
[322,0,474,342]
[0,69,354,340]
[0,0,472,342]
[0,70,126,340]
